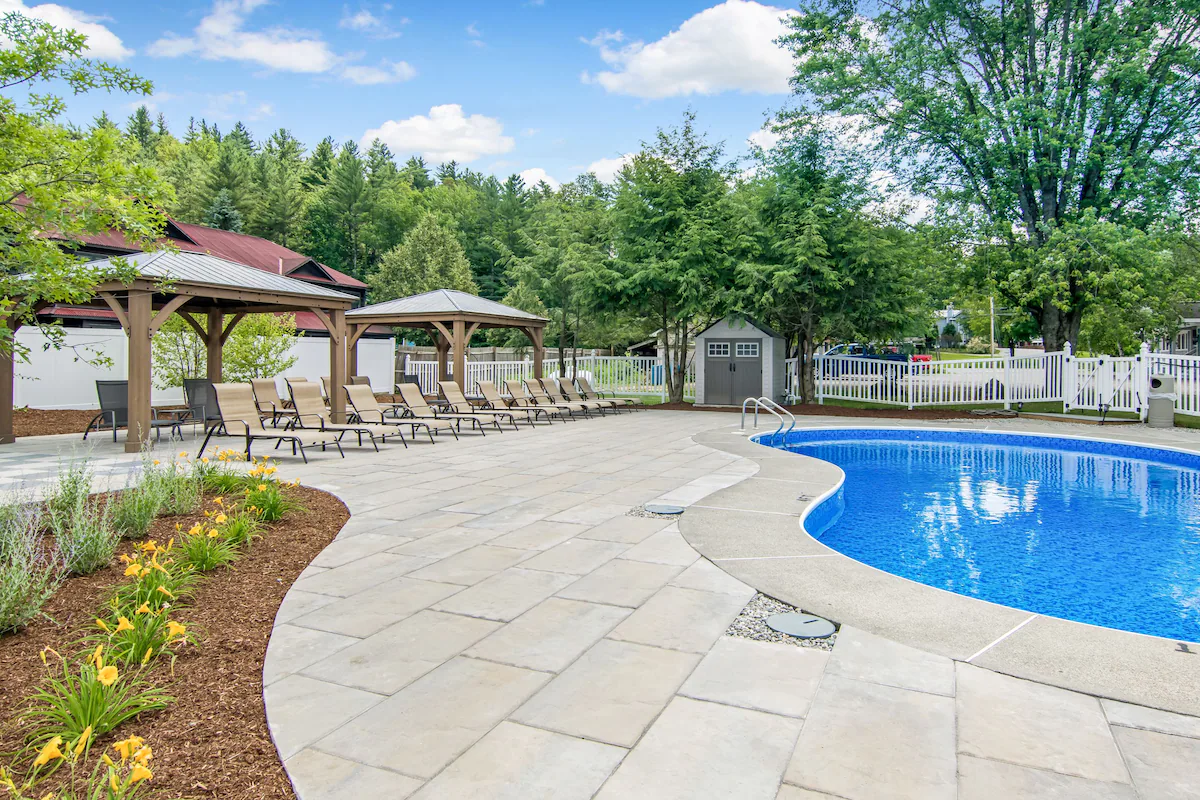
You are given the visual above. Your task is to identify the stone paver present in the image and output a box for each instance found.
[595,696,802,800]
[232,410,1200,799]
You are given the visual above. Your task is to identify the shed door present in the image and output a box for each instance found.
[704,341,732,405]
[732,340,763,400]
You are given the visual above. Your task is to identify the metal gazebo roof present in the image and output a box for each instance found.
[346,289,547,326]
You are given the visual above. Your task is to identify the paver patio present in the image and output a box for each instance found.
[10,411,1200,798]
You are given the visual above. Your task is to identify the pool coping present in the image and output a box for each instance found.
[680,422,1200,717]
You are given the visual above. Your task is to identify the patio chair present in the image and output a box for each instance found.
[438,381,519,431]
[559,377,622,412]
[288,380,405,450]
[345,383,454,444]
[504,380,576,421]
[478,380,554,425]
[84,380,183,443]
[350,375,371,386]
[183,378,222,432]
[250,378,297,427]
[524,378,590,417]
[198,383,343,463]
[396,383,485,435]
[577,375,643,410]
[541,378,607,414]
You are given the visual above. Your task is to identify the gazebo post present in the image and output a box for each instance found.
[329,309,346,422]
[452,319,467,393]
[126,291,153,454]
[528,326,545,379]
[206,309,223,383]
[347,323,360,381]
[0,320,18,445]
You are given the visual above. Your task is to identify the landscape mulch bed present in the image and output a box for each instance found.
[13,408,103,438]
[648,401,974,420]
[0,485,348,800]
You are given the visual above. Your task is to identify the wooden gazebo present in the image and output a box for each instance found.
[1,251,356,452]
[346,289,548,392]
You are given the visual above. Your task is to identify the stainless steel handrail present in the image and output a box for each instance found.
[740,396,796,440]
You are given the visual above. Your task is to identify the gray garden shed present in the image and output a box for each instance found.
[694,316,786,406]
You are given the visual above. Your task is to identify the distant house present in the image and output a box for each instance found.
[37,218,390,339]
[1159,303,1200,354]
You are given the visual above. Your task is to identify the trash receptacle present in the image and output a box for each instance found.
[1148,374,1176,428]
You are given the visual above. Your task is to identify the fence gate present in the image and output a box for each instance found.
[1063,351,1146,415]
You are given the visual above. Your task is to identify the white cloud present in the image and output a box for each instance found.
[339,7,403,40]
[465,22,484,47]
[339,60,416,85]
[361,104,515,163]
[149,0,337,73]
[747,127,781,151]
[126,91,175,112]
[0,0,132,59]
[585,153,634,183]
[521,127,540,137]
[250,102,273,119]
[582,0,793,99]
[519,168,559,190]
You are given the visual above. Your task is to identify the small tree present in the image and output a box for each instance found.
[203,188,243,231]
[369,213,479,300]
[152,314,299,388]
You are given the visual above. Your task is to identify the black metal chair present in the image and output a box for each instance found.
[83,380,183,442]
[183,378,221,432]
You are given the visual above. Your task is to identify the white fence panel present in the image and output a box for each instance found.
[1147,353,1200,417]
[1064,353,1146,414]
[287,336,394,394]
[815,356,911,407]
[403,354,695,399]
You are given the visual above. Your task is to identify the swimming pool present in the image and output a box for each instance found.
[765,429,1200,643]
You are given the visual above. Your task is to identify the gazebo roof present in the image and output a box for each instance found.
[84,250,357,305]
[347,289,547,325]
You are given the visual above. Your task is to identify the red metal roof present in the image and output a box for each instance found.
[38,306,390,335]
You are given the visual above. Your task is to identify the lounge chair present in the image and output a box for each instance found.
[347,383,453,444]
[504,380,575,422]
[542,378,607,414]
[198,383,343,463]
[84,380,183,443]
[251,378,298,427]
[289,380,406,450]
[577,375,643,410]
[559,378,622,412]
[397,383,474,439]
[524,378,590,417]
[183,378,222,432]
[478,380,554,425]
[438,381,519,431]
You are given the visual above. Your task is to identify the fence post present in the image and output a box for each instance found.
[816,356,825,405]
[660,354,667,403]
[1062,342,1074,411]
[1003,354,1012,410]
[906,356,914,410]
[1139,341,1151,421]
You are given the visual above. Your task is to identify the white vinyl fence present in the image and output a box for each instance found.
[785,343,1200,419]
[403,355,695,400]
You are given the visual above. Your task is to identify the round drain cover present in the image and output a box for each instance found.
[766,612,836,639]
[643,504,685,515]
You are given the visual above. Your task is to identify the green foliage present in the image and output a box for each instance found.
[202,188,243,231]
[370,213,479,300]
[0,505,60,634]
[109,485,162,541]
[89,604,195,668]
[151,313,299,389]
[110,545,195,616]
[782,0,1200,349]
[0,12,171,359]
[175,526,238,572]
[141,455,200,517]
[47,462,119,576]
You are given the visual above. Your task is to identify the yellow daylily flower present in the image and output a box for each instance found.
[109,771,120,792]
[129,765,153,785]
[73,726,92,757]
[32,737,63,767]
[95,618,110,633]
[156,586,175,599]
[114,617,135,634]
[97,665,119,686]
[178,451,187,458]
[88,644,103,667]
[187,524,202,536]
[257,484,267,492]
[166,621,186,639]
[214,496,223,506]
[141,647,153,665]
[132,745,152,766]
[136,602,151,615]
[201,456,210,463]
[102,754,114,768]
[207,529,219,538]
[113,736,144,762]
[124,564,143,578]
[215,513,227,524]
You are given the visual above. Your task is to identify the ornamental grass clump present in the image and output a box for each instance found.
[242,457,299,522]
[109,482,162,540]
[22,646,170,751]
[194,448,248,494]
[0,504,61,634]
[142,452,201,517]
[54,494,119,577]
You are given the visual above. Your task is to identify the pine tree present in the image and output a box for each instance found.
[92,110,115,130]
[203,189,243,231]
[400,156,433,190]
[303,136,335,190]
[155,112,169,137]
[225,121,255,154]
[203,137,255,223]
[365,139,399,184]
[327,142,371,277]
[435,161,460,184]
[369,214,478,300]
[125,105,154,150]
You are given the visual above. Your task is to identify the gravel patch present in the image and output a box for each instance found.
[626,504,680,520]
[726,593,838,651]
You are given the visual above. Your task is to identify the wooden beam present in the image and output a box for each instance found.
[206,309,223,384]
[527,326,544,379]
[328,309,347,422]
[97,292,129,332]
[429,320,453,343]
[0,318,19,444]
[309,308,341,342]
[453,319,467,392]
[178,312,207,339]
[219,311,247,345]
[126,292,152,453]
[148,295,192,334]
[347,323,369,349]
[92,279,355,311]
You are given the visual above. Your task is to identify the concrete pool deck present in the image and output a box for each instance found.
[7,412,1200,797]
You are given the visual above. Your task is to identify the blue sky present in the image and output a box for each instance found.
[3,0,797,185]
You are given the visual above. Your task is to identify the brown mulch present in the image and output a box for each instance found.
[0,486,349,800]
[647,401,974,420]
[14,408,103,438]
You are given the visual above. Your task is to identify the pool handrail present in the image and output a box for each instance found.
[740,396,796,441]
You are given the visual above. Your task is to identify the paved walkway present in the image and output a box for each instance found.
[242,410,1200,800]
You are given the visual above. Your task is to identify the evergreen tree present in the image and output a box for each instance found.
[365,139,399,184]
[401,156,434,190]
[303,136,335,190]
[203,136,256,222]
[370,214,478,300]
[225,121,255,154]
[125,105,154,149]
[92,110,115,130]
[324,142,371,276]
[435,161,460,184]
[203,188,243,231]
[155,112,169,136]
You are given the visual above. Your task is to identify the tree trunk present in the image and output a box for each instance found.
[1039,300,1084,352]
[667,321,686,403]
[798,331,817,404]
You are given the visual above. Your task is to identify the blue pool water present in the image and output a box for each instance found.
[767,429,1200,643]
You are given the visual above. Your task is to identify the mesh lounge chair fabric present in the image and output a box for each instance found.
[577,376,643,408]
[559,378,621,411]
[477,381,553,425]
[200,382,343,463]
[437,381,517,430]
[542,379,607,413]
[289,380,405,449]
[251,379,298,426]
[503,380,574,421]
[523,379,589,416]
[83,380,183,442]
[396,383,487,434]
[373,383,458,441]
[183,379,222,430]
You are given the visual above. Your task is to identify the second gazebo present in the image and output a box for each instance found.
[346,289,548,392]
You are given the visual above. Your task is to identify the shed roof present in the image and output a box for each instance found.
[695,315,783,340]
[347,289,547,323]
[84,250,356,303]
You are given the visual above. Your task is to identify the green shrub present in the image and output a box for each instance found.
[141,453,200,517]
[90,604,196,669]
[46,458,93,534]
[176,525,239,572]
[964,336,993,354]
[54,497,119,576]
[0,507,61,634]
[110,485,162,540]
